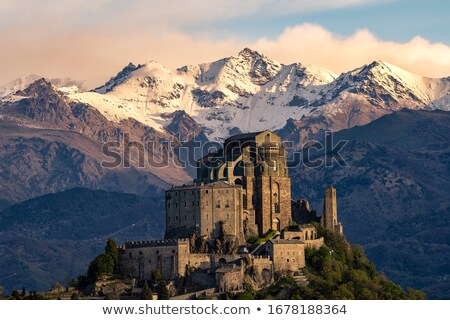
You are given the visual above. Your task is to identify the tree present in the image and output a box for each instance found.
[156,280,169,300]
[151,269,162,283]
[105,238,119,267]
[11,289,21,300]
[87,253,115,282]
[142,281,153,300]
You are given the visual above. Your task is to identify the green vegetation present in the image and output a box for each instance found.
[87,239,119,282]
[151,269,162,282]
[142,281,153,300]
[241,225,425,300]
[156,280,169,300]
[292,224,426,299]
[247,229,277,250]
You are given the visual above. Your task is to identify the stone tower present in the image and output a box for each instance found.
[195,130,292,236]
[321,186,343,234]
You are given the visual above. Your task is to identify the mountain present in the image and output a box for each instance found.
[0,188,165,293]
[62,49,449,144]
[0,74,85,98]
[0,79,190,207]
[291,109,450,298]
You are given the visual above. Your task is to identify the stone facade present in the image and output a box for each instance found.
[117,130,344,297]
[165,181,245,244]
[117,239,190,280]
[321,186,343,234]
[265,239,306,272]
[195,130,292,236]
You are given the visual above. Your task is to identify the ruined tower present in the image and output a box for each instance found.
[321,186,343,234]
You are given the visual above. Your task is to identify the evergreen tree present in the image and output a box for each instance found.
[156,280,169,300]
[142,281,153,300]
[151,269,162,283]
[105,238,118,267]
[87,253,115,282]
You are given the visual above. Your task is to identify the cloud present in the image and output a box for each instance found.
[1,22,449,89]
[0,1,448,87]
[252,23,450,78]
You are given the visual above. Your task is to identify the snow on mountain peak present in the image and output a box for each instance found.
[60,49,449,141]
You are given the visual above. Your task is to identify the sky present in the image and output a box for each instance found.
[1,0,449,88]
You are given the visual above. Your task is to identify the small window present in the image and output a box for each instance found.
[175,192,177,196]
[149,259,152,263]
[168,203,171,208]
[168,217,171,222]
[206,190,209,194]
[184,191,186,195]
[175,202,178,208]
[287,259,289,262]
[156,250,159,254]
[129,253,132,258]
[206,214,209,220]
[225,200,230,208]
[172,250,176,254]
[185,215,187,220]
[216,200,221,208]
[197,201,199,206]
[192,214,195,219]
[192,191,194,195]
[206,200,209,206]
[184,202,187,207]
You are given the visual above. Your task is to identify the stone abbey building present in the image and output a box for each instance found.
[118,130,343,296]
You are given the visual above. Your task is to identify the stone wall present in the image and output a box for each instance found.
[266,240,305,272]
[118,239,189,280]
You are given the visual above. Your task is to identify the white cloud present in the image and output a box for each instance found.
[252,23,450,78]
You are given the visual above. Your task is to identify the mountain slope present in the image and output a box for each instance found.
[61,49,449,144]
[0,74,84,98]
[291,109,450,298]
[0,188,165,293]
[0,79,190,205]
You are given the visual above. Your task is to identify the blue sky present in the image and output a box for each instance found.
[0,0,449,86]
[201,0,450,44]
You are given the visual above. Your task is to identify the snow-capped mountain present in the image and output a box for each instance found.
[0,74,84,98]
[64,48,338,141]
[4,49,449,145]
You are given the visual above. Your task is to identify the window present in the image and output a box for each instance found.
[192,214,195,219]
[287,259,289,262]
[206,190,209,194]
[168,217,171,222]
[175,192,177,196]
[175,202,178,208]
[149,259,152,263]
[192,191,194,195]
[197,201,199,206]
[185,215,187,220]
[184,191,186,196]
[206,200,209,206]
[206,214,209,220]
[129,253,132,258]
[168,203,171,208]
[192,201,195,206]
[184,202,187,207]
[156,250,159,254]
[225,199,230,208]
[216,200,221,208]
[172,250,176,254]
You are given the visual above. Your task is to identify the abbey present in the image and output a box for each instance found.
[118,130,343,297]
